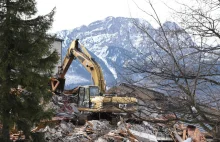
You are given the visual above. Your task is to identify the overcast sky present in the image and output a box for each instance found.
[36,0,181,33]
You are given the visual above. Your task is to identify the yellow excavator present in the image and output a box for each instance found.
[50,39,137,115]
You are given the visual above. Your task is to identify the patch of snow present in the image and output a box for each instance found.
[107,65,117,79]
[90,27,105,32]
[110,55,117,62]
[107,23,112,29]
[90,45,118,79]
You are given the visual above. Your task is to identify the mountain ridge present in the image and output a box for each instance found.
[56,16,183,89]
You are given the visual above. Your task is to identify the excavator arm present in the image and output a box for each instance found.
[51,39,106,94]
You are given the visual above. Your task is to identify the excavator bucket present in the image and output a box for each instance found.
[57,78,65,93]
[50,77,65,93]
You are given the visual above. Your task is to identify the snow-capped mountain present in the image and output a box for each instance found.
[56,16,189,89]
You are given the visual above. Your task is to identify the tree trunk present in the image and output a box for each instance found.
[213,124,220,142]
[1,111,10,142]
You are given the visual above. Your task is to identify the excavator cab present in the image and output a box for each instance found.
[77,85,100,108]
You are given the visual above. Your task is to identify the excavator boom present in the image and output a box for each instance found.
[52,39,106,93]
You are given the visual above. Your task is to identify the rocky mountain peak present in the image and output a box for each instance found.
[56,17,184,89]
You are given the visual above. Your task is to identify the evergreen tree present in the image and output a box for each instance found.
[0,0,58,141]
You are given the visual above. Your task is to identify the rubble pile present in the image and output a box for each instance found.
[45,95,79,119]
[131,121,155,135]
[102,127,139,141]
[41,95,160,141]
[33,113,210,142]
[99,120,157,142]
[84,120,112,138]
[10,131,25,142]
[38,120,112,142]
[34,118,158,142]
[38,120,75,142]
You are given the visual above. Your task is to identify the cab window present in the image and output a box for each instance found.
[84,88,89,100]
[90,87,99,96]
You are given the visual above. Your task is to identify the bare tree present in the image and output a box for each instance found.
[121,0,220,140]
